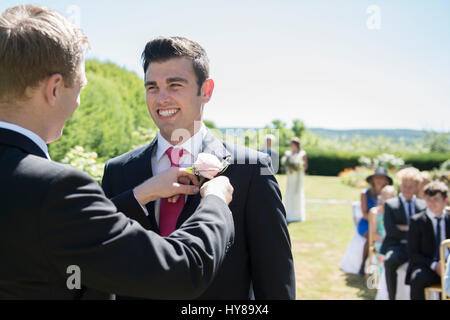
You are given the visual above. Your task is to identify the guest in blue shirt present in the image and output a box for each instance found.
[358,167,393,276]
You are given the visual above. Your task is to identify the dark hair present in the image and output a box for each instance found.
[290,137,301,150]
[141,36,209,95]
[424,181,448,199]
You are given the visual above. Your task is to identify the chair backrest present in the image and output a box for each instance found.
[440,239,450,300]
[352,201,362,228]
[368,209,377,251]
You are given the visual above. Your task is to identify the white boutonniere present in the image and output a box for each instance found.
[186,153,231,185]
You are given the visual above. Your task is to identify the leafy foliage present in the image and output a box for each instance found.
[60,146,105,183]
[49,59,155,162]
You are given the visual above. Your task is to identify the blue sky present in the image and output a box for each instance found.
[2,1,450,131]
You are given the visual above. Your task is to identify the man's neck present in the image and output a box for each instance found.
[0,101,51,144]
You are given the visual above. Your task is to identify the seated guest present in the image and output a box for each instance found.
[358,167,392,276]
[406,181,449,300]
[417,171,431,199]
[370,185,398,277]
[380,167,426,300]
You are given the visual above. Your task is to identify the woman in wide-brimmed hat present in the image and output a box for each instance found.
[358,167,393,276]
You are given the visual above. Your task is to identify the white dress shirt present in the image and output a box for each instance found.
[426,209,448,270]
[0,121,50,160]
[400,193,417,219]
[141,124,208,227]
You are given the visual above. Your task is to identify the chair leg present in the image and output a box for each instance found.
[425,288,430,300]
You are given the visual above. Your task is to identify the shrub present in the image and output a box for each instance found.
[60,146,105,183]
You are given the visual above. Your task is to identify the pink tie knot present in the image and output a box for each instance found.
[166,147,185,167]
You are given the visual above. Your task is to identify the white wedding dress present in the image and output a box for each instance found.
[284,150,306,223]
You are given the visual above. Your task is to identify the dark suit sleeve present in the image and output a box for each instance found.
[39,168,234,299]
[384,202,407,241]
[245,154,296,300]
[102,160,149,220]
[407,217,434,267]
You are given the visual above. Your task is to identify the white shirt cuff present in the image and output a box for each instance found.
[133,190,149,216]
[431,262,438,271]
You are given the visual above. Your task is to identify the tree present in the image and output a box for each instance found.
[291,119,305,138]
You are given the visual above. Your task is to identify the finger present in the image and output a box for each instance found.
[170,195,180,203]
[178,168,199,186]
[178,176,191,186]
[177,184,200,195]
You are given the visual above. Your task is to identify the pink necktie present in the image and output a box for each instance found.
[159,147,185,237]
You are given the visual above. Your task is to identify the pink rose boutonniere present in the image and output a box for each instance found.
[186,153,230,183]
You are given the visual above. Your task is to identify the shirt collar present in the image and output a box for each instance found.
[426,208,446,221]
[0,121,50,160]
[400,193,416,204]
[155,123,207,161]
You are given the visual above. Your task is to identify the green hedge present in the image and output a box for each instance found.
[304,152,360,176]
[403,153,450,171]
[276,149,449,176]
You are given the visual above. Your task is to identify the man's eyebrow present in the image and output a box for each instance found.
[167,77,188,84]
[144,78,188,87]
[144,80,157,87]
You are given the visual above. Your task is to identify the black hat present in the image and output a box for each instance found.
[366,167,393,185]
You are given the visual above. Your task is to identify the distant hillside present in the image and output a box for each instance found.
[308,128,427,143]
[218,127,429,142]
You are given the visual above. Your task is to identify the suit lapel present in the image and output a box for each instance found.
[397,196,408,223]
[0,128,47,159]
[175,129,231,228]
[125,137,158,231]
[422,213,436,252]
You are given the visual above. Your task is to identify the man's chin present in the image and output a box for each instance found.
[160,125,194,144]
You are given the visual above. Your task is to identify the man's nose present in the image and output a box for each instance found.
[157,90,170,104]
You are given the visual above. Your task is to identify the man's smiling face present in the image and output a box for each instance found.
[145,57,210,144]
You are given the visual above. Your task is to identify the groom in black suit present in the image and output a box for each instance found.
[0,5,235,299]
[102,37,296,300]
[380,167,426,300]
[406,182,449,300]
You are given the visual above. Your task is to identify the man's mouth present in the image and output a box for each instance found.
[157,108,180,118]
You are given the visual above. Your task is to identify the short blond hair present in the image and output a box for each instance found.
[0,5,89,102]
[396,167,422,184]
[381,185,397,198]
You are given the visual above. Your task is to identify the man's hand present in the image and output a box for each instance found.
[133,167,200,206]
[200,176,234,206]
[396,224,409,232]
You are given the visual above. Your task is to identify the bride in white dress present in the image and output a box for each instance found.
[282,137,308,223]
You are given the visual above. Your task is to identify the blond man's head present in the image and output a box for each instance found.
[0,5,89,103]
[396,167,422,200]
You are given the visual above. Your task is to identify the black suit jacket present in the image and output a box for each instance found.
[258,148,280,174]
[405,211,450,284]
[102,129,296,300]
[0,128,234,299]
[380,196,427,254]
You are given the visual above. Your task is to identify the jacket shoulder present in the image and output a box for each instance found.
[223,142,270,167]
[105,144,149,168]
[410,210,427,223]
[385,197,400,208]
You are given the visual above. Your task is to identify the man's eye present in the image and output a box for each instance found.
[147,86,157,92]
[171,83,182,88]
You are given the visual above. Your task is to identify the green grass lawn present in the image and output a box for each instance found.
[275,174,377,300]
